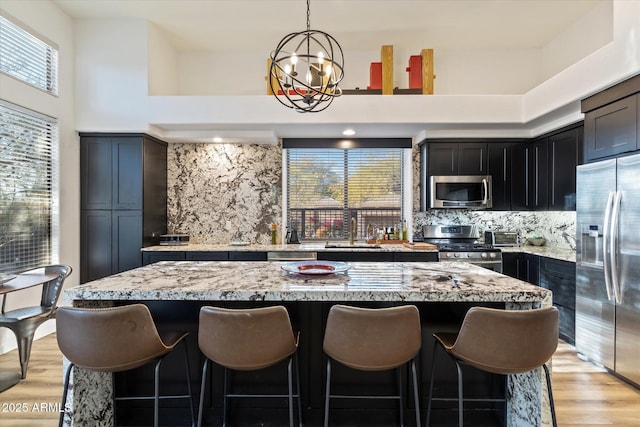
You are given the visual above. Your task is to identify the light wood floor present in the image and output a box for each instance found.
[1,335,639,426]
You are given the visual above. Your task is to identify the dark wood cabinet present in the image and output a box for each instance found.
[539,257,576,344]
[487,141,514,210]
[548,128,581,210]
[420,130,580,212]
[80,134,167,283]
[426,142,487,176]
[501,252,539,284]
[584,94,638,162]
[511,141,548,210]
[503,252,575,344]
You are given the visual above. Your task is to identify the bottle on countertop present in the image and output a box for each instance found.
[271,223,277,245]
[402,220,408,241]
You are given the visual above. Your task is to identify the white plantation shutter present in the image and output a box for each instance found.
[286,147,405,240]
[0,14,59,95]
[0,101,56,273]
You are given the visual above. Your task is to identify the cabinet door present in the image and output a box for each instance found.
[511,142,547,210]
[112,210,143,273]
[510,144,529,210]
[81,137,112,210]
[80,210,112,283]
[525,254,540,285]
[584,95,638,162]
[501,252,521,278]
[548,129,579,210]
[487,142,512,210]
[112,138,143,210]
[428,143,458,175]
[458,143,488,175]
[530,141,548,210]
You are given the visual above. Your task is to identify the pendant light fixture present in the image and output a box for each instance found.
[269,0,344,113]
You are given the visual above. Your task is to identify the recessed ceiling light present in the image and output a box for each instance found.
[213,137,223,143]
[342,128,356,136]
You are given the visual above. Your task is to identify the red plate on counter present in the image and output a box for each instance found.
[281,261,350,275]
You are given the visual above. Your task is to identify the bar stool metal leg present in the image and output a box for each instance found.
[397,367,405,427]
[181,339,196,427]
[287,357,294,427]
[295,353,303,427]
[411,360,421,427]
[323,358,331,427]
[456,360,464,427]
[59,362,74,427]
[425,340,438,427]
[197,359,209,427]
[543,364,558,427]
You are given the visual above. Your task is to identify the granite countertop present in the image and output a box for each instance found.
[65,260,550,304]
[141,242,438,253]
[500,245,576,263]
[142,242,575,262]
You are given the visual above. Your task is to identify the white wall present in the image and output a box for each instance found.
[0,0,77,354]
[148,23,179,95]
[540,0,613,83]
[74,19,150,131]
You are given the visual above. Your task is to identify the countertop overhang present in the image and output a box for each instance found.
[65,260,550,304]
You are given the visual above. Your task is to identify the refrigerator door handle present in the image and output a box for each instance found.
[603,191,615,302]
[610,190,622,304]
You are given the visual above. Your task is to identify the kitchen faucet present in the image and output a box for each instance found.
[350,218,356,245]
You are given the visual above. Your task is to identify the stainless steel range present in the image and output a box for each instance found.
[422,225,503,273]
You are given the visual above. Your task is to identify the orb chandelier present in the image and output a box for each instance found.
[269,0,344,113]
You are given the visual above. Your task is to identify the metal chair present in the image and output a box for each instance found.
[197,305,301,427]
[56,304,195,427]
[0,264,72,379]
[322,304,422,427]
[425,306,559,427]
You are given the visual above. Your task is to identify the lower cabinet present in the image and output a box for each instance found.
[502,252,575,344]
[81,210,142,283]
[538,257,576,344]
[501,252,539,284]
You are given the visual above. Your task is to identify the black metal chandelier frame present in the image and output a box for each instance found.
[269,0,344,113]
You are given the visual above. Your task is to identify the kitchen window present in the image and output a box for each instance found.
[0,13,59,95]
[0,101,56,273]
[284,139,411,241]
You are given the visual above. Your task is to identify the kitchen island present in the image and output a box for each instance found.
[62,261,553,427]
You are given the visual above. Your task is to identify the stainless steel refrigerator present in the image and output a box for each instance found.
[576,152,640,386]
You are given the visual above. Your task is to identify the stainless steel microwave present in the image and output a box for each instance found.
[429,175,493,209]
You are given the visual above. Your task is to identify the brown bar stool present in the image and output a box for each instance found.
[322,304,422,427]
[56,304,195,427]
[197,306,301,427]
[425,306,559,427]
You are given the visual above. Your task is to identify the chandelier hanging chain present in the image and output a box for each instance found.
[269,0,344,113]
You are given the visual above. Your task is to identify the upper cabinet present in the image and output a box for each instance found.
[584,95,638,162]
[420,126,581,212]
[81,136,143,210]
[486,141,516,211]
[426,141,487,175]
[511,140,548,211]
[548,127,582,210]
[582,75,640,163]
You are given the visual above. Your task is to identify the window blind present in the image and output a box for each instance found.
[0,102,55,273]
[287,148,404,240]
[0,14,59,95]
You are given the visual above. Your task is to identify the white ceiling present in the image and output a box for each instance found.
[53,0,602,53]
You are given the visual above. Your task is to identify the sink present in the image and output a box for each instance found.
[324,243,382,249]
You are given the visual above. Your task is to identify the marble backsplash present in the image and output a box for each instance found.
[167,142,576,249]
[414,210,577,250]
[167,143,282,245]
